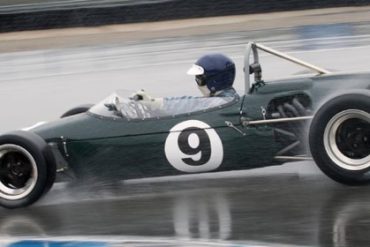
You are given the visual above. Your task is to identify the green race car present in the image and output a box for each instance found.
[0,42,369,209]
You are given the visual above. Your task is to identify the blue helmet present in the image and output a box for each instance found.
[187,53,235,95]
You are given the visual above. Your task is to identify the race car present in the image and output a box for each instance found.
[0,42,369,209]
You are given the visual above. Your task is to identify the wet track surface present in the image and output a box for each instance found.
[1,7,370,247]
[1,167,370,247]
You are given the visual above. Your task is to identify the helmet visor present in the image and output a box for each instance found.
[187,64,204,75]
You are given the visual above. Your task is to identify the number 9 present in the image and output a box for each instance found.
[165,120,224,173]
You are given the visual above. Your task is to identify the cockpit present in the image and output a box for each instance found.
[89,91,237,120]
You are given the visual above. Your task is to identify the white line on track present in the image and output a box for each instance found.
[0,235,312,247]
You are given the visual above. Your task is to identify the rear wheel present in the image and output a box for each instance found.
[309,92,370,185]
[0,131,56,208]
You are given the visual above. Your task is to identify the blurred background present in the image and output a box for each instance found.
[1,1,370,246]
[0,0,369,31]
[0,0,370,131]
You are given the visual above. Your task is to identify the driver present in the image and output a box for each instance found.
[132,53,238,112]
[187,53,237,97]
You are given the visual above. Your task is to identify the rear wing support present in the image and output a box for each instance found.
[244,42,332,94]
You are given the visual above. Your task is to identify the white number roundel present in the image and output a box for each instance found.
[164,120,224,173]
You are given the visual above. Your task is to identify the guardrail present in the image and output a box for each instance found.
[0,0,369,32]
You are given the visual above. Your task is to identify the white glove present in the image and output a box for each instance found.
[131,89,153,101]
[131,89,163,110]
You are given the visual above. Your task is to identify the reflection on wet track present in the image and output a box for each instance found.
[0,167,369,246]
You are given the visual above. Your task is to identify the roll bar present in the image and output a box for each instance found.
[244,42,331,93]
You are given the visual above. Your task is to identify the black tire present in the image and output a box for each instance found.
[60,104,94,118]
[0,131,56,209]
[309,92,370,185]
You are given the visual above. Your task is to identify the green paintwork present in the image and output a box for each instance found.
[31,72,370,180]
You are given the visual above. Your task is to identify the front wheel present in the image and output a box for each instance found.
[0,131,56,208]
[309,92,370,185]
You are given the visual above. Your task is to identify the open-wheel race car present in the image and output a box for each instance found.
[0,42,369,209]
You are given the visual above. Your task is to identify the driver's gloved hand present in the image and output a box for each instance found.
[131,89,163,110]
[131,89,153,101]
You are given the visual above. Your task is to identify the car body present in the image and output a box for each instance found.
[0,42,369,208]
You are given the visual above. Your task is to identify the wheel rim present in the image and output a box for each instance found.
[0,144,38,200]
[324,109,370,171]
